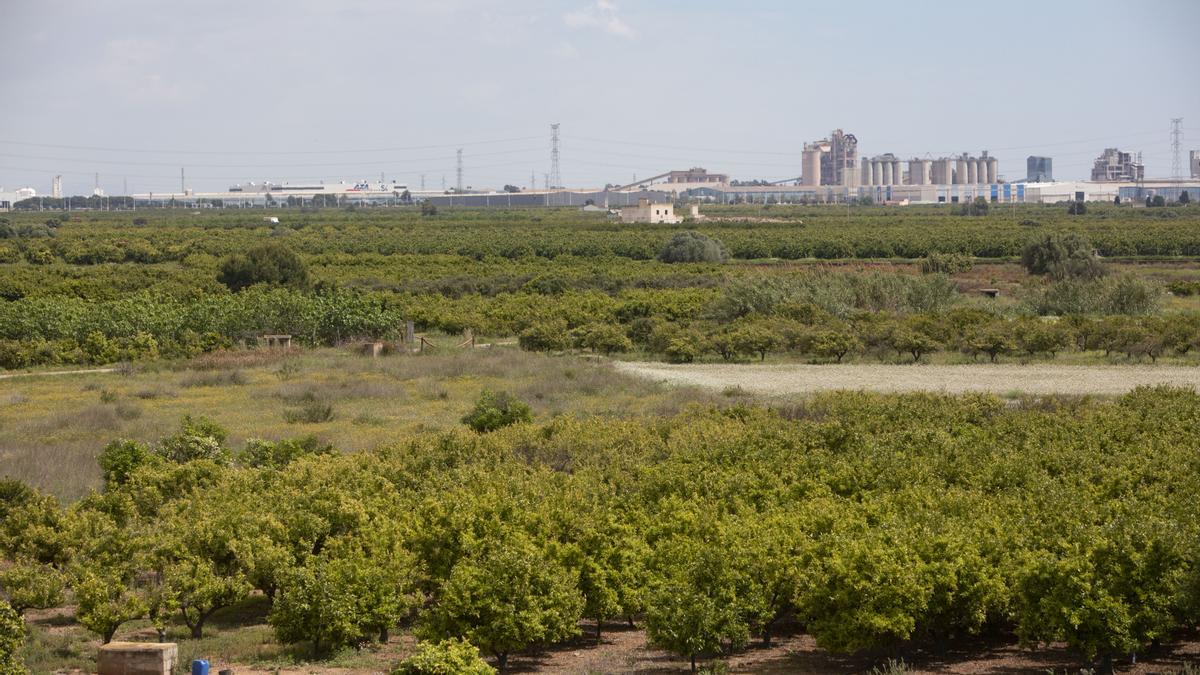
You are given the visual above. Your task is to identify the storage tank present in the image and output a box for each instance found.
[862,157,872,186]
[882,161,893,185]
[986,158,998,184]
[955,158,968,184]
[801,147,822,187]
[872,160,882,186]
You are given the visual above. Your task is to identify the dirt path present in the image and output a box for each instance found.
[0,367,117,380]
[614,361,1200,396]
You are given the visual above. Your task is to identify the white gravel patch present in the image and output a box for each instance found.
[614,361,1200,396]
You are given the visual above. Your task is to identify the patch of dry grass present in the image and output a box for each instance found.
[0,346,720,500]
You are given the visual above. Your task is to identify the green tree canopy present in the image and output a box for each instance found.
[217,242,310,292]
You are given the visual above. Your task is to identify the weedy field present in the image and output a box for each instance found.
[0,346,734,501]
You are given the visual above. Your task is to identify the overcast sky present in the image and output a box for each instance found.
[1,0,1198,195]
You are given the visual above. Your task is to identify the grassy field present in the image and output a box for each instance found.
[0,345,735,501]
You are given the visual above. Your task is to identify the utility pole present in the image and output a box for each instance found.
[420,174,425,191]
[1170,118,1184,181]
[180,167,185,194]
[531,170,536,190]
[456,149,463,192]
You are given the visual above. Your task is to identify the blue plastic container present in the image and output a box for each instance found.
[191,659,210,675]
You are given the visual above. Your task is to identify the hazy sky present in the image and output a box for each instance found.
[2,0,1198,195]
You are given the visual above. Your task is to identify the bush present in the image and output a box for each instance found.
[1021,233,1105,280]
[0,598,26,674]
[919,252,973,275]
[392,639,496,675]
[573,323,633,355]
[659,232,729,264]
[98,439,158,488]
[461,390,532,433]
[518,320,570,352]
[217,242,310,292]
[1067,201,1087,215]
[156,415,231,464]
[283,401,335,424]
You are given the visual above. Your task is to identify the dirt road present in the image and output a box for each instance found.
[614,361,1200,396]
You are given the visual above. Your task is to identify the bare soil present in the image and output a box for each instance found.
[614,362,1200,396]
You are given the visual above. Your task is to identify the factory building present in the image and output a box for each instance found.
[861,154,903,186]
[666,167,727,184]
[907,159,932,185]
[802,129,858,186]
[861,152,993,186]
[1090,148,1144,182]
[1027,156,1053,183]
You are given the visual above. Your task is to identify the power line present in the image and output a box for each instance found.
[0,147,544,169]
[0,135,544,156]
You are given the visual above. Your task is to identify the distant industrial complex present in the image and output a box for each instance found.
[2,123,1198,210]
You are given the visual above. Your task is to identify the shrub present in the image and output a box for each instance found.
[659,232,729,264]
[156,416,231,464]
[665,335,702,363]
[461,390,532,433]
[283,401,335,424]
[518,320,570,352]
[810,329,862,363]
[238,435,335,469]
[919,252,973,275]
[217,242,310,292]
[392,639,496,675]
[573,323,633,355]
[1067,201,1087,215]
[0,598,26,674]
[1021,233,1105,280]
[98,439,158,488]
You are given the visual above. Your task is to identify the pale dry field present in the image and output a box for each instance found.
[615,361,1200,396]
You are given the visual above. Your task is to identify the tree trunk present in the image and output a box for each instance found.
[379,626,389,643]
[690,653,697,673]
[496,652,509,673]
[596,618,602,641]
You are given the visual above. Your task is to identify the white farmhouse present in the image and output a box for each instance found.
[619,198,682,224]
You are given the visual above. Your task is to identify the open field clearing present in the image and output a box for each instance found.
[0,348,727,500]
[615,361,1200,396]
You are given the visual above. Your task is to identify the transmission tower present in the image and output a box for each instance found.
[549,123,561,189]
[455,149,463,192]
[1170,118,1184,180]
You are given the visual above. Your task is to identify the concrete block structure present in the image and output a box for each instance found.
[619,198,682,224]
[97,642,178,675]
